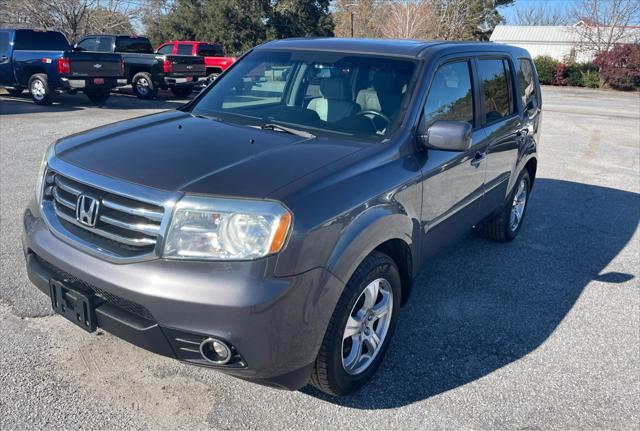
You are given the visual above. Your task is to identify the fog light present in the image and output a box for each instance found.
[199,338,232,365]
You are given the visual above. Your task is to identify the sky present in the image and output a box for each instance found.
[499,0,580,24]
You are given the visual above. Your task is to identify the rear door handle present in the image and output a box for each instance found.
[0,55,8,63]
[471,151,486,168]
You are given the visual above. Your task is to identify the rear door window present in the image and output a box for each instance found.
[0,31,10,53]
[115,37,153,54]
[478,59,515,124]
[14,30,70,51]
[423,60,474,128]
[157,44,173,55]
[76,38,97,51]
[177,44,192,55]
[197,44,224,56]
[518,58,539,115]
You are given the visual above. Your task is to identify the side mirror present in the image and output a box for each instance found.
[417,120,472,151]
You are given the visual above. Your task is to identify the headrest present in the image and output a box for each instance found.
[320,78,351,100]
[373,70,403,94]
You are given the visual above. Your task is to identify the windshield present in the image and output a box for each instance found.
[190,50,416,141]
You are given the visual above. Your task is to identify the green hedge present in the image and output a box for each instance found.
[533,56,602,88]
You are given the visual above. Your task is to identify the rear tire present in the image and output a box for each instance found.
[85,87,111,103]
[483,169,531,242]
[132,72,157,99]
[311,251,401,396]
[28,74,53,105]
[170,85,193,98]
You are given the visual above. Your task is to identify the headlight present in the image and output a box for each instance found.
[163,196,292,260]
[35,142,55,204]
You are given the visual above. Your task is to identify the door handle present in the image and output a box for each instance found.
[471,151,486,168]
[0,55,8,63]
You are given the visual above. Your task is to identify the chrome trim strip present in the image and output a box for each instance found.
[54,203,156,247]
[100,214,160,236]
[54,176,82,196]
[101,197,163,222]
[175,338,201,346]
[52,187,76,210]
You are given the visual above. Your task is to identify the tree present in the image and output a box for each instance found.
[380,0,433,40]
[0,0,138,44]
[509,1,569,25]
[269,0,334,39]
[429,0,513,41]
[569,0,640,55]
[333,0,389,38]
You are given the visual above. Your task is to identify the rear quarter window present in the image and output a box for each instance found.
[14,30,70,51]
[518,58,540,114]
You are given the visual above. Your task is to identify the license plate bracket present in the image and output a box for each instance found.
[49,280,99,332]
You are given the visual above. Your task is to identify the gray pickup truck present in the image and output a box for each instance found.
[22,38,541,395]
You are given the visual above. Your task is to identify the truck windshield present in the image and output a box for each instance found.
[115,36,153,54]
[190,50,416,142]
[14,30,70,51]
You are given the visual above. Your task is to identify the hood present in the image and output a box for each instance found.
[55,111,365,198]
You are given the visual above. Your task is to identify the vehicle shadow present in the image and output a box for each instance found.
[302,178,639,408]
[0,89,190,115]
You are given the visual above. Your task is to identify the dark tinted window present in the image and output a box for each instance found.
[0,32,10,52]
[115,36,153,54]
[75,38,96,51]
[177,44,192,55]
[157,44,173,54]
[423,61,474,127]
[14,30,70,51]
[197,44,224,56]
[518,58,539,114]
[478,59,514,124]
[95,37,113,52]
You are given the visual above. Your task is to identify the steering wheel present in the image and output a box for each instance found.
[356,110,391,132]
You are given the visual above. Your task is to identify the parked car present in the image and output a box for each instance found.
[22,39,541,395]
[0,29,123,105]
[74,35,205,99]
[156,40,236,83]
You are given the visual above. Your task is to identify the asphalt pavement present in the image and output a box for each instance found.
[0,86,638,429]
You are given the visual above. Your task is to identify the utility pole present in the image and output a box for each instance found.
[350,10,354,37]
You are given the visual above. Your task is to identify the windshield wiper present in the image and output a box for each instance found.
[259,123,315,139]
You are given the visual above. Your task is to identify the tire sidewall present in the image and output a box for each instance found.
[505,170,531,240]
[132,73,156,99]
[326,256,401,394]
[28,74,52,105]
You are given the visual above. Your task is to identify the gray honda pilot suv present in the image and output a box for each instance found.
[22,38,541,396]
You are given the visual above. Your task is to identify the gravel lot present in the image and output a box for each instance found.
[1,86,638,430]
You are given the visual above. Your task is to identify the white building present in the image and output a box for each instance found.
[490,24,640,63]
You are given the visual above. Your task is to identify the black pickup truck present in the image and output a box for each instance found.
[75,35,205,99]
[0,29,123,104]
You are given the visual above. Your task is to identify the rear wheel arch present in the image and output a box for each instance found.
[524,157,537,189]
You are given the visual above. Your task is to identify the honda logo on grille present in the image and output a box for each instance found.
[76,194,100,227]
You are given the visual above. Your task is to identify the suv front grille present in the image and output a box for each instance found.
[43,170,165,257]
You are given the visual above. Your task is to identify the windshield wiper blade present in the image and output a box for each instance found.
[260,123,315,139]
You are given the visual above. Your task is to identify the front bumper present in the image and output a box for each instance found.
[22,205,343,390]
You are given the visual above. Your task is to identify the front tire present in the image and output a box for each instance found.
[483,169,531,242]
[28,74,53,105]
[132,72,157,99]
[311,251,401,396]
[170,85,193,98]
[85,87,111,103]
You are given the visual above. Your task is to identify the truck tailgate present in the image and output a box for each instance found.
[66,51,122,78]
[164,55,205,77]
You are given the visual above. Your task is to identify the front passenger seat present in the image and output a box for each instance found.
[307,78,359,122]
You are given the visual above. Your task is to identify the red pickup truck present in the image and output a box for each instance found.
[156,41,235,83]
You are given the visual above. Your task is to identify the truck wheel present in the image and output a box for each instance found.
[132,72,157,99]
[28,74,53,105]
[170,85,192,98]
[483,169,531,242]
[6,87,24,96]
[311,251,401,396]
[85,87,111,104]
